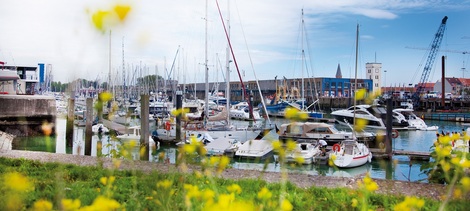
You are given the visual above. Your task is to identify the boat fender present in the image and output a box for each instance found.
[391,129,399,138]
[332,143,341,152]
[165,121,171,131]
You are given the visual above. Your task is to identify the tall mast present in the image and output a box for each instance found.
[122,36,126,99]
[204,0,209,124]
[225,0,231,124]
[301,9,305,110]
[108,30,112,92]
[353,23,359,135]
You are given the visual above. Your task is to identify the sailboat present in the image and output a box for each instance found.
[329,24,372,168]
[182,0,270,144]
[265,10,323,119]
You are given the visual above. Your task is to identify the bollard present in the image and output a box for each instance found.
[85,98,93,156]
[66,98,75,148]
[140,94,150,161]
[176,91,182,142]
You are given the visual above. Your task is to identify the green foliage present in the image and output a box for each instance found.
[0,157,467,210]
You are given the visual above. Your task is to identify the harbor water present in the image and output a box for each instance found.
[12,117,468,183]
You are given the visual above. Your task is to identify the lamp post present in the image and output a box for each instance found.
[384,70,387,93]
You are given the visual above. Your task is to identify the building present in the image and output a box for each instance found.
[365,62,382,93]
[0,63,49,95]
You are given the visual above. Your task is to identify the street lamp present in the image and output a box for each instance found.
[384,70,387,93]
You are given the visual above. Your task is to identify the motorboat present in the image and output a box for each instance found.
[329,140,372,168]
[92,123,110,134]
[285,140,322,164]
[331,104,386,130]
[235,139,273,159]
[204,137,242,157]
[393,108,438,131]
[278,122,376,145]
[230,101,262,121]
[116,126,160,154]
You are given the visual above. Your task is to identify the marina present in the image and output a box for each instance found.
[9,115,468,183]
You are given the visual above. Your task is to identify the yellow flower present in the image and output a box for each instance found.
[351,198,358,207]
[355,88,367,101]
[113,4,131,22]
[453,188,462,198]
[460,177,470,191]
[183,144,196,154]
[41,122,53,136]
[157,179,173,189]
[354,118,368,131]
[257,187,272,201]
[184,184,201,199]
[91,10,110,32]
[286,140,297,151]
[365,181,379,192]
[33,199,53,211]
[217,193,235,208]
[100,177,107,185]
[99,92,113,102]
[294,156,305,164]
[217,156,230,172]
[61,198,81,211]
[281,199,293,211]
[203,189,215,203]
[87,196,120,210]
[393,196,424,211]
[3,172,33,192]
[227,184,242,194]
[284,108,298,119]
[272,140,282,151]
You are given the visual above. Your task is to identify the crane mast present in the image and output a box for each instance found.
[413,16,448,105]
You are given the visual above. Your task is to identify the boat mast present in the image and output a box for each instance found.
[204,0,209,124]
[353,23,359,138]
[225,0,231,124]
[301,9,305,110]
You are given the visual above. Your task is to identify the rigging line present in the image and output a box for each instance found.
[215,0,255,123]
[302,17,321,110]
[232,0,271,124]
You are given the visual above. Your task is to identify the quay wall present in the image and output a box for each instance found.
[0,95,56,136]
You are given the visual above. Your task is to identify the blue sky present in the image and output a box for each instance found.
[0,0,469,87]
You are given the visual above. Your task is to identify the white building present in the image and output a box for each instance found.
[365,62,382,93]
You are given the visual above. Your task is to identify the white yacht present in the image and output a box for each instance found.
[393,108,438,131]
[278,122,376,144]
[331,104,387,130]
[230,101,262,121]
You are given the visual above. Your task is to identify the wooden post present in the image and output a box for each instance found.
[66,98,75,148]
[176,91,182,142]
[85,98,93,156]
[140,94,150,161]
[385,98,393,159]
[441,56,445,107]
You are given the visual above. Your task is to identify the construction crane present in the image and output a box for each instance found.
[405,46,469,55]
[411,16,448,106]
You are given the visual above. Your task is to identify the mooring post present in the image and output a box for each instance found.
[176,91,182,142]
[85,98,93,156]
[66,98,75,148]
[385,98,393,159]
[140,94,150,161]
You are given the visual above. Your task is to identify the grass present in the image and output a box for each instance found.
[1,157,469,210]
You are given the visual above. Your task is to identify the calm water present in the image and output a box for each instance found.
[13,117,468,182]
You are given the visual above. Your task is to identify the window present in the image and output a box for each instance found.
[375,75,379,79]
[368,69,371,73]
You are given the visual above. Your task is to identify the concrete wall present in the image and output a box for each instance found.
[0,95,56,136]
